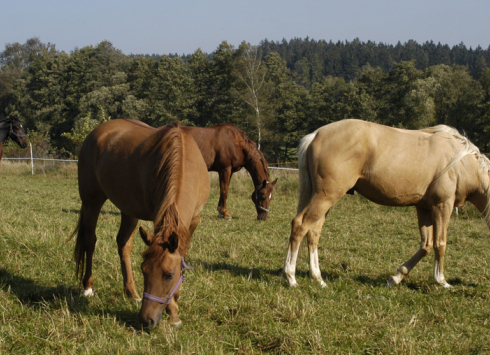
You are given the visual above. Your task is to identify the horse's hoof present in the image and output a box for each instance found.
[83,288,94,297]
[439,281,453,289]
[386,278,396,287]
[168,320,182,328]
[217,213,232,220]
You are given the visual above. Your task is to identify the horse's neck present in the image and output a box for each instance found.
[0,123,8,143]
[243,151,269,187]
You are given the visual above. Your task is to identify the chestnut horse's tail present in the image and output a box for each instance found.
[69,208,85,281]
[297,131,318,214]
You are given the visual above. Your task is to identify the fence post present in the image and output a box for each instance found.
[30,143,34,175]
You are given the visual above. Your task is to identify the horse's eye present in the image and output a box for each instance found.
[164,273,175,280]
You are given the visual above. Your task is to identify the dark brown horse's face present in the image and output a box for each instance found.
[138,227,182,328]
[251,179,278,221]
[9,116,28,148]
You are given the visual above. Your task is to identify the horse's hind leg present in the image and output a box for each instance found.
[117,213,140,300]
[388,206,434,286]
[307,217,328,287]
[283,193,337,287]
[77,200,106,296]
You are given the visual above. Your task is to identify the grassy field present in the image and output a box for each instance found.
[0,161,489,354]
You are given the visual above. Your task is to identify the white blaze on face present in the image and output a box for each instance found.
[269,193,272,200]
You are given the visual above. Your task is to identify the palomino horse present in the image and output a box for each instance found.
[71,119,210,327]
[283,119,490,288]
[182,124,277,221]
[0,113,28,161]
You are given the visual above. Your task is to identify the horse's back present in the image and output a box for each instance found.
[309,119,465,206]
[182,124,245,171]
[78,119,209,222]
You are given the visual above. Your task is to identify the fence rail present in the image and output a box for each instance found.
[2,144,299,174]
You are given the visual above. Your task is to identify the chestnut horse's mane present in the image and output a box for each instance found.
[142,122,190,264]
[235,126,270,180]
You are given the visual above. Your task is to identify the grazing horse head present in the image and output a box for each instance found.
[0,113,28,148]
[252,178,278,221]
[138,226,190,328]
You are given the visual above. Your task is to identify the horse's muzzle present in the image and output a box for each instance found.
[139,311,162,328]
[257,212,268,221]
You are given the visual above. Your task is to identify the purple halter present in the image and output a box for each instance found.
[143,257,193,305]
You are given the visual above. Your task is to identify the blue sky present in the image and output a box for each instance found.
[2,0,489,55]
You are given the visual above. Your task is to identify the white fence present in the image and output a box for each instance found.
[3,143,77,175]
[2,143,298,174]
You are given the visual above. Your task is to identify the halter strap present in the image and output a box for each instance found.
[254,181,270,213]
[143,257,193,305]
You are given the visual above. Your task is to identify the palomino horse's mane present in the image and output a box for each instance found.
[423,124,490,225]
[142,123,190,265]
[236,127,270,179]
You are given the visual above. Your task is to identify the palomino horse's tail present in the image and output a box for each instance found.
[70,209,85,281]
[297,131,318,214]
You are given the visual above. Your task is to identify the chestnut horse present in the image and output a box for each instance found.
[0,113,28,162]
[182,124,277,220]
[71,119,210,327]
[283,119,490,288]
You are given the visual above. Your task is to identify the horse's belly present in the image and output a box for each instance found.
[355,179,425,207]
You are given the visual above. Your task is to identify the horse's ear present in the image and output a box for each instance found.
[271,178,278,187]
[167,232,179,253]
[139,226,154,246]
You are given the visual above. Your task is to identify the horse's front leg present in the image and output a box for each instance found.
[166,292,181,327]
[117,214,141,300]
[388,206,433,286]
[217,167,232,220]
[432,202,453,288]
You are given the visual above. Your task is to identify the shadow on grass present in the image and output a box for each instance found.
[354,274,391,287]
[0,268,80,303]
[193,260,340,285]
[194,259,279,279]
[0,268,142,329]
[354,272,480,292]
[61,208,120,216]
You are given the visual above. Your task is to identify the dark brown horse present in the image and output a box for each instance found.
[0,113,28,162]
[71,119,210,327]
[182,124,277,220]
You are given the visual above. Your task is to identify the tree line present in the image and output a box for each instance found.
[1,37,490,163]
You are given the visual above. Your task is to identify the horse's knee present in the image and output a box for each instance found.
[420,244,432,257]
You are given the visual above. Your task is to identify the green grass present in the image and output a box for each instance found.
[1,161,490,354]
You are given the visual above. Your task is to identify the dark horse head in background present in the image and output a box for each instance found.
[0,113,28,161]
